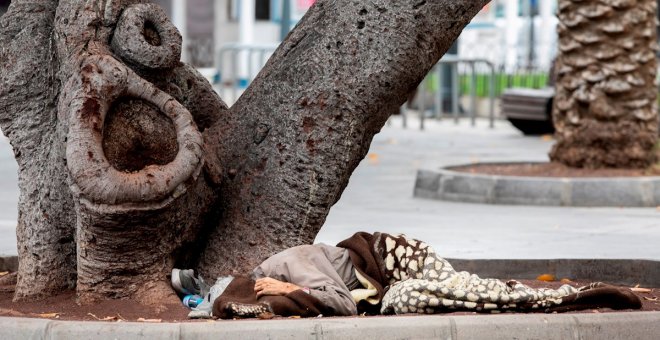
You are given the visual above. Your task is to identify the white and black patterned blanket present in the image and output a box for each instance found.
[338,232,641,314]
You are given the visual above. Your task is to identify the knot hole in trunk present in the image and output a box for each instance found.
[102,98,178,172]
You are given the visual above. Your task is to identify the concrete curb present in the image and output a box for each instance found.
[0,312,658,339]
[0,256,17,272]
[414,163,660,207]
[3,257,658,285]
[447,258,660,287]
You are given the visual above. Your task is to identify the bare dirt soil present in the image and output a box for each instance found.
[451,162,660,177]
[0,272,657,322]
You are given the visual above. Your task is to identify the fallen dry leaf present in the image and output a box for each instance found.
[536,274,556,282]
[88,313,123,321]
[37,313,60,319]
[643,296,658,301]
[257,312,275,320]
[0,308,26,317]
[631,287,652,293]
[137,318,162,323]
[288,315,301,319]
[560,278,573,284]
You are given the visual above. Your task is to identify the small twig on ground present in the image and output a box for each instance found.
[87,313,124,321]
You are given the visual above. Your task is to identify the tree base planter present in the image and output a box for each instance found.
[1,256,659,324]
[414,162,660,207]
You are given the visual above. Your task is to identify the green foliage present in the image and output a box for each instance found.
[458,72,549,97]
[419,72,550,98]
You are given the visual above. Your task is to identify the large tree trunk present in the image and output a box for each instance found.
[0,0,77,301]
[0,0,489,303]
[550,0,659,168]
[198,0,491,277]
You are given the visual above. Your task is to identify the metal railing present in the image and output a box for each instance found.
[214,44,496,129]
[215,43,278,104]
[401,56,496,130]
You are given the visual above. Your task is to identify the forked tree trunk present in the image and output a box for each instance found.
[198,0,491,277]
[551,0,659,168]
[0,0,489,303]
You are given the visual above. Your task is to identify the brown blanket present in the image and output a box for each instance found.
[336,231,388,314]
[212,277,333,319]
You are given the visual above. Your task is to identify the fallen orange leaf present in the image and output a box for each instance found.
[536,274,556,282]
[137,318,162,323]
[37,313,60,318]
[560,278,573,284]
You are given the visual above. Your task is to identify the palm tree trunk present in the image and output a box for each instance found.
[550,0,659,168]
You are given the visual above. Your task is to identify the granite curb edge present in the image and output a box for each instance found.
[414,164,660,207]
[0,311,658,340]
[3,257,658,286]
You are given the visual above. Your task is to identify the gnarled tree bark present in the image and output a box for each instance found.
[551,0,659,168]
[198,0,491,277]
[0,0,76,301]
[0,0,488,304]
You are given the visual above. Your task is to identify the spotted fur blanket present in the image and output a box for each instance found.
[338,232,641,314]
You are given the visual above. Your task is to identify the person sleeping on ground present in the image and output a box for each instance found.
[171,232,641,319]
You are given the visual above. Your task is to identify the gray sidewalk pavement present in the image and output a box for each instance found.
[0,133,18,256]
[316,116,660,260]
[1,117,659,259]
[1,118,659,339]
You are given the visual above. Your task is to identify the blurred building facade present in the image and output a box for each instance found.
[146,0,563,80]
[461,0,558,72]
[0,0,579,73]
[152,0,313,68]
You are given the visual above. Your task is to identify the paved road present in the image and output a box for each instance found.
[1,117,659,259]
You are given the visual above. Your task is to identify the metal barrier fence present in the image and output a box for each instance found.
[215,43,278,104]
[401,56,496,130]
[214,44,497,129]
